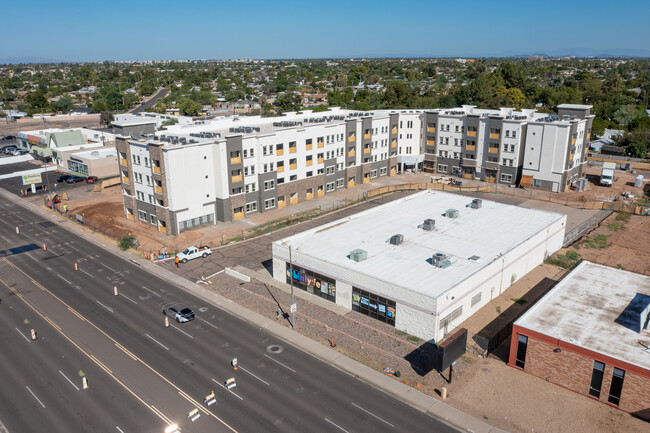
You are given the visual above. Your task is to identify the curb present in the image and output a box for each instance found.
[0,187,507,433]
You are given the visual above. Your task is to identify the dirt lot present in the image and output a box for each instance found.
[559,165,648,205]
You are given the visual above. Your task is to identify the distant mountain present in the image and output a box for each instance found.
[0,57,63,65]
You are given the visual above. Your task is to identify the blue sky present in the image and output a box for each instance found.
[2,0,650,61]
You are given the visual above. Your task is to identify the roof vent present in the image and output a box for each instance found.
[469,255,481,262]
[423,219,435,231]
[350,249,368,262]
[432,252,451,268]
[446,209,460,218]
[389,234,403,246]
[470,198,482,209]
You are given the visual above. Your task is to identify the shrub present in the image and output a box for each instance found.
[118,235,135,251]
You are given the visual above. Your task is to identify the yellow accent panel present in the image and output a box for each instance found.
[233,212,244,220]
[277,166,284,173]
[231,174,243,183]
[290,163,297,170]
[306,193,313,200]
[427,127,436,133]
[290,197,298,205]
[278,200,285,208]
[348,135,356,142]
[152,166,161,174]
[306,144,313,150]
[467,131,477,137]
[276,149,284,156]
[348,150,355,158]
[317,157,324,164]
[154,185,163,194]
[489,133,500,140]
[466,145,476,151]
[488,147,499,153]
[363,148,370,154]
[317,190,324,197]
[306,160,313,166]
[120,158,128,166]
[230,156,241,165]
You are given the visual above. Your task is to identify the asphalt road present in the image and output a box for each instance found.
[0,197,459,433]
[131,88,169,114]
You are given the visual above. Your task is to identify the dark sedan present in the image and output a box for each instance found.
[57,174,72,182]
[66,176,86,184]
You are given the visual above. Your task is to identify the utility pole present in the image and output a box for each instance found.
[289,245,295,329]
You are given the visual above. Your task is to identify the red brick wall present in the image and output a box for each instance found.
[509,326,650,416]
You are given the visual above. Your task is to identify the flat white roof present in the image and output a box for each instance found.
[276,190,564,299]
[112,119,157,127]
[515,261,650,371]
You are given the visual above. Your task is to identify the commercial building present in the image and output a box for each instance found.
[59,147,118,178]
[509,261,650,419]
[271,190,566,342]
[115,105,592,235]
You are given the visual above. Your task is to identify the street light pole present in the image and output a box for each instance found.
[289,245,295,329]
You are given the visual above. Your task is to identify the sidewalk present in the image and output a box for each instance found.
[0,185,507,433]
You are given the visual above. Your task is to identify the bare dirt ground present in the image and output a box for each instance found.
[0,114,101,136]
[557,165,648,204]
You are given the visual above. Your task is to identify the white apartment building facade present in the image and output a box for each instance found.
[116,105,593,235]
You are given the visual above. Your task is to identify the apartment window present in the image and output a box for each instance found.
[326,166,335,175]
[455,125,459,132]
[515,335,528,369]
[264,198,275,210]
[306,171,312,177]
[336,178,344,188]
[245,183,257,193]
[148,194,153,204]
[370,169,378,178]
[607,368,625,406]
[138,210,147,221]
[454,138,458,146]
[317,168,324,175]
[277,177,284,184]
[244,165,255,176]
[500,173,513,183]
[512,131,517,138]
[380,167,387,176]
[246,202,258,213]
[232,187,243,194]
[336,163,343,171]
[276,143,284,152]
[144,156,149,167]
[445,137,449,145]
[502,159,514,167]
[146,175,151,185]
[589,361,605,399]
[439,137,443,145]
[243,148,254,158]
[451,166,460,174]
[471,292,482,307]
[150,215,157,225]
[326,182,335,192]
[505,130,510,137]
[290,174,297,181]
[264,180,275,191]
[157,199,164,206]
[438,164,448,173]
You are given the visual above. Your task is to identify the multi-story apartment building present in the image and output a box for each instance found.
[116,105,592,235]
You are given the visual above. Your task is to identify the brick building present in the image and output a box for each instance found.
[509,261,650,420]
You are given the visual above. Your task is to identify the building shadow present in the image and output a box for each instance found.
[614,293,650,333]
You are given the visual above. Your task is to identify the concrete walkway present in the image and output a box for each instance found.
[0,185,508,433]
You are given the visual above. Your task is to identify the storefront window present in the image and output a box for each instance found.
[352,287,396,326]
[285,263,336,302]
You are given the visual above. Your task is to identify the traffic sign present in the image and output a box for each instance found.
[290,303,297,313]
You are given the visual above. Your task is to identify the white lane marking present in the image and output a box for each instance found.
[14,214,26,222]
[142,286,161,298]
[119,293,138,304]
[102,263,117,273]
[263,354,296,373]
[66,243,81,252]
[197,317,218,331]
[325,418,351,433]
[57,274,73,285]
[351,403,394,427]
[239,366,269,386]
[15,328,31,343]
[25,386,46,408]
[80,269,95,279]
[212,378,243,400]
[145,333,169,350]
[205,269,225,279]
[115,427,125,433]
[0,234,9,242]
[171,325,194,339]
[96,300,114,313]
[59,370,80,391]
[25,252,40,263]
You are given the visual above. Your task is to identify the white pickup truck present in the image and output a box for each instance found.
[176,245,212,263]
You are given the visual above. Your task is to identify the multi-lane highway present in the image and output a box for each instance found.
[0,195,460,433]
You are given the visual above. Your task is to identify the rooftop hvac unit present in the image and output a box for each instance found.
[350,249,368,262]
[432,252,451,268]
[389,234,403,246]
[446,209,460,218]
[423,219,436,231]
[470,198,482,209]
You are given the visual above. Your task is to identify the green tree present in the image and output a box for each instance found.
[100,111,114,127]
[496,87,526,109]
[275,93,301,113]
[613,104,645,127]
[25,89,48,109]
[53,95,75,113]
[178,98,202,116]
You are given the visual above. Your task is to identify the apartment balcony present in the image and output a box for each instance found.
[276,149,284,156]
[363,177,370,184]
[152,166,161,174]
[289,163,297,170]
[390,168,396,175]
[427,127,436,133]
[289,147,297,154]
[289,196,298,205]
[231,174,243,183]
[277,165,284,173]
[391,141,397,148]
[120,157,128,166]
[317,141,324,148]
[233,211,244,220]
[154,185,163,194]
[158,225,167,234]
[317,189,324,197]
[306,192,314,200]
[364,133,371,140]
[348,135,356,142]
[571,138,576,145]
[122,175,130,184]
[424,153,436,161]
[230,156,242,165]
[391,127,397,135]
[363,147,371,154]
[278,199,285,208]
[317,157,324,164]
[306,160,313,167]
[348,180,355,187]
[485,161,499,171]
[467,131,477,137]
[488,147,499,154]
[306,143,313,151]
[348,150,356,158]
[587,132,591,140]
[126,213,134,221]
[426,140,435,146]
[463,159,477,168]
[489,133,500,140]
[466,144,476,151]
[569,153,574,160]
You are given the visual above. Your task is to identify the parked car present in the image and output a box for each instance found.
[3,146,18,154]
[57,174,72,182]
[85,176,98,183]
[12,148,29,156]
[0,135,16,141]
[66,176,86,184]
[0,145,16,152]
[162,304,195,323]
[176,245,212,263]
